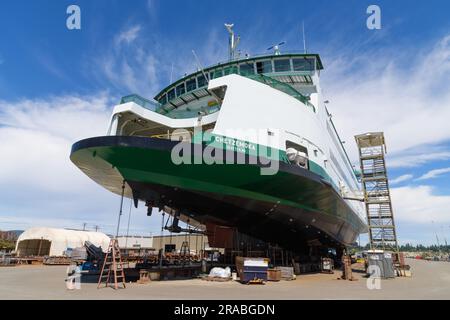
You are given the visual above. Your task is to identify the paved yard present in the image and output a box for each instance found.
[0,259,449,299]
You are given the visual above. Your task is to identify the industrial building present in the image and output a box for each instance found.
[116,235,154,256]
[116,234,210,254]
[15,227,110,257]
[117,235,153,249]
[152,234,210,254]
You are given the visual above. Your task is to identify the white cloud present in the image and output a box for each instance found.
[0,94,112,193]
[95,24,161,96]
[391,185,450,224]
[0,94,161,234]
[323,34,450,167]
[388,151,450,168]
[0,94,112,141]
[390,174,413,184]
[417,167,450,181]
[92,22,235,99]
[115,25,141,46]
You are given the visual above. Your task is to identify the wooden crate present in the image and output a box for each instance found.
[267,268,281,281]
[235,256,245,278]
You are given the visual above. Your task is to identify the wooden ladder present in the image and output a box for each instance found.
[340,254,356,281]
[97,238,126,289]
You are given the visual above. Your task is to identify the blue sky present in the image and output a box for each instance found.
[1,0,450,245]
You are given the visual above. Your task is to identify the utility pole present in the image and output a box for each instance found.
[441,225,448,252]
[431,221,440,247]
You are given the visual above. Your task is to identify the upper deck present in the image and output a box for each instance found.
[152,53,323,118]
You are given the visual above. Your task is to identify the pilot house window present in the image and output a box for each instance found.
[292,58,316,71]
[186,78,197,92]
[197,74,208,88]
[167,88,176,101]
[223,65,238,75]
[176,83,186,96]
[274,59,291,72]
[239,63,255,76]
[256,60,273,74]
[210,69,223,79]
[159,94,167,105]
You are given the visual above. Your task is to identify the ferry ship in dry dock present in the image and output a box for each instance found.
[70,24,367,254]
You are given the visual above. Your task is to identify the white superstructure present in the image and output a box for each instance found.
[106,54,365,221]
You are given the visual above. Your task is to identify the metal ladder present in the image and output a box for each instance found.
[355,132,399,252]
[97,238,126,289]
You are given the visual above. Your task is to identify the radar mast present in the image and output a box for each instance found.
[225,23,240,61]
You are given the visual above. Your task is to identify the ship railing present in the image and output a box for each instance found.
[161,106,221,119]
[120,94,161,111]
[149,129,195,141]
[247,74,316,112]
[213,50,322,70]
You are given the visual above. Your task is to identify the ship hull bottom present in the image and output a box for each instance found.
[128,180,350,254]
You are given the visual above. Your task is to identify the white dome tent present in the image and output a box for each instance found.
[15,227,111,257]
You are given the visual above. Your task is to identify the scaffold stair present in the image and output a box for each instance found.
[355,132,399,252]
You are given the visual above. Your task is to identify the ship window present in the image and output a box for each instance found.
[239,63,255,76]
[186,78,197,92]
[167,88,176,101]
[176,83,186,97]
[223,65,238,75]
[197,74,207,88]
[293,58,316,71]
[210,69,223,79]
[274,59,291,72]
[159,94,167,105]
[256,60,273,74]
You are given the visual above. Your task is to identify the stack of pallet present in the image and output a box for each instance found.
[276,266,295,280]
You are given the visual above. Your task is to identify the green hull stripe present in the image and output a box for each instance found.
[196,132,337,189]
[71,140,365,232]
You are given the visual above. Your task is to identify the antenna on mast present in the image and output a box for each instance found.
[267,41,285,55]
[225,23,240,61]
[302,21,307,54]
